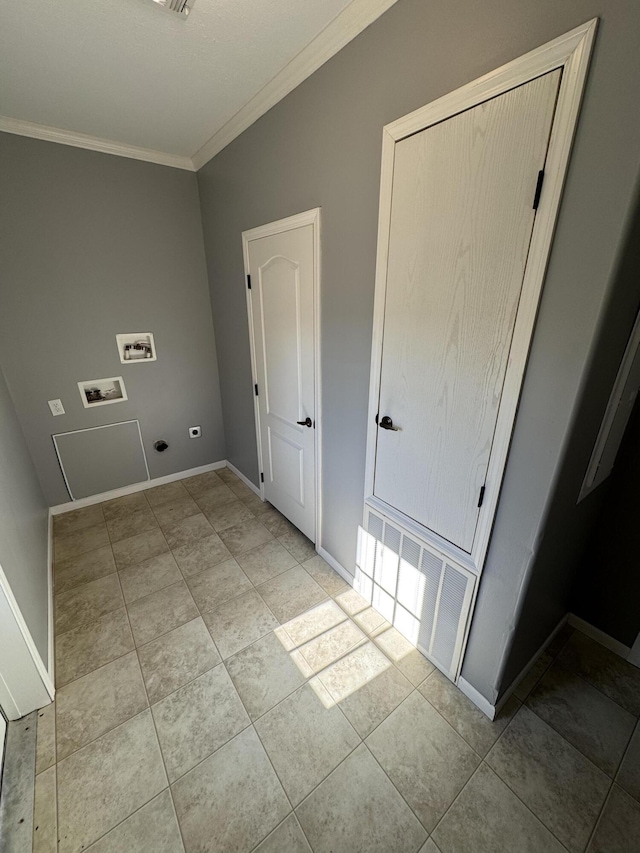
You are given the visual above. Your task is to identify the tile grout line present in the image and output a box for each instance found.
[170,563,403,842]
[364,690,476,837]
[56,497,321,753]
[532,629,640,720]
[541,627,640,723]
[53,576,125,640]
[53,473,452,851]
[438,755,574,853]
[427,761,487,848]
[481,705,600,853]
[613,716,639,794]
[523,666,637,781]
[116,555,189,853]
[117,552,182,604]
[166,589,312,853]
[438,701,554,843]
[55,525,168,852]
[55,659,227,768]
[581,715,640,848]
[51,491,639,851]
[558,663,640,720]
[583,778,615,853]
[103,489,154,548]
[517,690,628,779]
[248,812,311,853]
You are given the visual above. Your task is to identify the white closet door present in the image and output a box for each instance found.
[374,70,561,552]
[247,224,316,540]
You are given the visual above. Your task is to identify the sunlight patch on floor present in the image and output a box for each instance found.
[273,526,433,709]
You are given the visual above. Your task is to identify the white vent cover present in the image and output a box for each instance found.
[358,507,475,679]
[149,0,196,19]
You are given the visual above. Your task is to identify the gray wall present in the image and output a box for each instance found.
[565,197,640,649]
[198,0,640,702]
[0,363,49,662]
[571,398,640,647]
[0,133,226,507]
[498,183,640,691]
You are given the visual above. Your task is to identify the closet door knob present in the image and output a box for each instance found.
[378,415,399,431]
[297,417,313,427]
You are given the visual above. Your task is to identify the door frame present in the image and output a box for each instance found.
[364,19,597,577]
[0,563,53,720]
[242,208,322,547]
[579,306,640,502]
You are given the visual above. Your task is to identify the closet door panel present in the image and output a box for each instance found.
[374,69,561,552]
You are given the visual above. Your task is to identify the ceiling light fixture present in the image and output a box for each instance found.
[149,0,196,19]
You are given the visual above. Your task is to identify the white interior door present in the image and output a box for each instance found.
[374,70,561,553]
[246,217,317,540]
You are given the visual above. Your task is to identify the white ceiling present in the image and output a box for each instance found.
[0,0,395,168]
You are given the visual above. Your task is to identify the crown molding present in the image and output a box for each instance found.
[191,0,399,170]
[0,115,195,171]
[0,0,399,172]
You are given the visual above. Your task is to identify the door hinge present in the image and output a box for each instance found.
[478,486,486,508]
[254,384,258,396]
[260,472,264,483]
[532,170,545,210]
[247,274,252,290]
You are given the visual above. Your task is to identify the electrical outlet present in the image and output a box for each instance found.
[189,425,202,438]
[48,399,65,416]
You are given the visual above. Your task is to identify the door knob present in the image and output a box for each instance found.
[378,415,399,431]
[297,417,313,428]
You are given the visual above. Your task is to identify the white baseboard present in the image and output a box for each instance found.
[225,461,262,497]
[316,546,354,586]
[568,613,631,659]
[459,614,570,720]
[0,564,54,709]
[49,460,227,514]
[457,677,497,720]
[491,613,570,717]
[46,512,55,685]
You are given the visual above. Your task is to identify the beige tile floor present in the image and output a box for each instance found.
[28,466,640,852]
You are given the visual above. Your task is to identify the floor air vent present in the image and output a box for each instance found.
[358,507,475,679]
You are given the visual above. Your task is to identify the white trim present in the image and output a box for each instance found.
[459,614,570,719]
[46,512,55,682]
[53,419,149,501]
[191,0,399,169]
[462,614,636,720]
[579,308,640,501]
[242,208,323,548]
[243,244,266,503]
[225,461,262,497]
[457,677,497,721]
[0,114,194,171]
[364,20,597,581]
[49,459,226,514]
[316,545,354,586]
[0,669,21,721]
[0,564,54,706]
[1,1,399,171]
[568,613,631,659]
[496,614,569,710]
[628,633,640,669]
